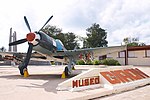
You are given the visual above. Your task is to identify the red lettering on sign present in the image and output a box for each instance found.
[134,68,149,78]
[84,79,89,86]
[124,69,141,80]
[111,70,134,83]
[90,78,95,85]
[122,69,136,80]
[110,70,126,83]
[72,80,78,88]
[72,68,149,88]
[100,71,121,84]
[95,77,100,84]
[72,76,100,88]
[101,68,149,84]
[79,80,84,87]
[128,69,144,79]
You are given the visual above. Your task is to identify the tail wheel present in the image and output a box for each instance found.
[64,67,69,76]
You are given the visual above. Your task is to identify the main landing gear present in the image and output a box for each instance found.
[61,67,69,79]
[64,67,69,76]
[61,60,75,78]
[18,64,29,77]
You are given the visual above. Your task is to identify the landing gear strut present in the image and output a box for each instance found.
[18,64,29,77]
[18,65,24,75]
[61,57,76,78]
[61,62,76,78]
[64,66,69,76]
[61,66,69,79]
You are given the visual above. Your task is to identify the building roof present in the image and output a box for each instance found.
[127,45,150,51]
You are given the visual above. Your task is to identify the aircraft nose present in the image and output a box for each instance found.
[26,32,35,41]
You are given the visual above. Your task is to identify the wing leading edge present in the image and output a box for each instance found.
[60,45,127,60]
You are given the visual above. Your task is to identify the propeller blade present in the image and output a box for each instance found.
[9,39,27,46]
[22,43,33,68]
[24,16,32,32]
[39,15,53,31]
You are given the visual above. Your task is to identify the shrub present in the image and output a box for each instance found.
[76,58,121,66]
[101,58,121,66]
[86,60,93,65]
[93,60,101,65]
[76,60,85,65]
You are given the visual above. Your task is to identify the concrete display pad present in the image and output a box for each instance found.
[0,65,150,100]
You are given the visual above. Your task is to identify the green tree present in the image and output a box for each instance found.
[123,37,146,46]
[56,32,79,50]
[84,23,108,48]
[42,25,62,37]
[42,25,79,50]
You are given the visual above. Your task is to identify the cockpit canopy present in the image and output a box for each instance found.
[55,39,66,51]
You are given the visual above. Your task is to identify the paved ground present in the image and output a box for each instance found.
[95,85,150,100]
[0,65,149,100]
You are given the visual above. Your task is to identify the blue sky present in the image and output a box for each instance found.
[0,0,150,52]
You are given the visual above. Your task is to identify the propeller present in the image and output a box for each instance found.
[39,15,53,31]
[9,39,27,46]
[24,16,32,32]
[9,15,53,75]
[9,16,33,47]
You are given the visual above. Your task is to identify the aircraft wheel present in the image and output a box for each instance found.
[64,67,69,76]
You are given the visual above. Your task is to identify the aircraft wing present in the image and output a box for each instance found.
[56,45,127,60]
[0,45,126,63]
[0,51,47,62]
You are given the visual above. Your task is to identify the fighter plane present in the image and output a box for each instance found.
[1,15,126,77]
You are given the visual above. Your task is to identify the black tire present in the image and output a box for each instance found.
[64,67,69,76]
[18,65,24,75]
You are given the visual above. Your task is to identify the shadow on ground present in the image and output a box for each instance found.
[0,73,77,93]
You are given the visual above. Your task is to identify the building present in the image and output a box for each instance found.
[99,45,150,66]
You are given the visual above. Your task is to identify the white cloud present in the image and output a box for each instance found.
[97,0,150,46]
[0,0,150,52]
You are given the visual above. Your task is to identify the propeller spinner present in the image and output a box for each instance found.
[9,15,53,75]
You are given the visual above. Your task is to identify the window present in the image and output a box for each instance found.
[128,51,136,58]
[118,51,125,58]
[145,50,150,57]
[107,54,113,58]
[99,55,106,60]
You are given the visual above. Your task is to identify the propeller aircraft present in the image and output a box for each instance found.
[1,15,126,78]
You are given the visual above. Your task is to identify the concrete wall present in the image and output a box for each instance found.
[105,53,125,65]
[105,50,150,66]
[128,51,150,65]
